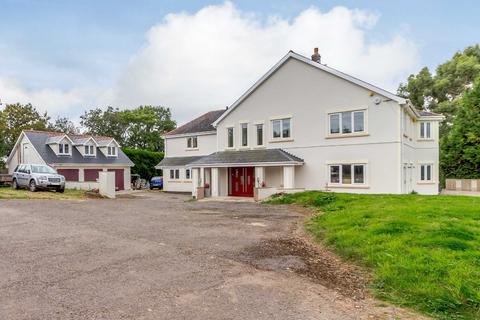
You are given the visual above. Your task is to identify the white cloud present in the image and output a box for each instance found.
[0,2,418,125]
[112,2,419,123]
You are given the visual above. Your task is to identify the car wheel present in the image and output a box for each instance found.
[29,180,37,192]
[56,187,65,193]
[12,179,19,190]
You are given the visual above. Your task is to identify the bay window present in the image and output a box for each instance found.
[329,163,366,185]
[271,118,291,139]
[329,110,365,135]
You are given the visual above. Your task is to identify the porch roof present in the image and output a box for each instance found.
[155,156,204,168]
[189,149,304,167]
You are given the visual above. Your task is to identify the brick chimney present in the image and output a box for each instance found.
[311,47,321,63]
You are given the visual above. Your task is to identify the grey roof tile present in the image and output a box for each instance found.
[165,109,225,136]
[419,110,442,117]
[156,156,204,168]
[190,149,304,166]
[24,131,133,166]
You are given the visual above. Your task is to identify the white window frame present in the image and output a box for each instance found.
[328,109,367,137]
[226,127,235,149]
[328,163,367,186]
[419,122,432,140]
[187,136,198,150]
[185,168,191,180]
[58,143,70,155]
[240,122,249,147]
[419,163,434,183]
[270,117,292,141]
[107,146,117,156]
[255,123,264,147]
[84,145,95,156]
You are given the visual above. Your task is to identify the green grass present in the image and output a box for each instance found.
[0,187,87,200]
[265,191,480,319]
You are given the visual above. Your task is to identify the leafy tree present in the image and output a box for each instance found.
[122,147,164,179]
[48,117,79,134]
[398,44,480,134]
[0,103,50,157]
[80,106,176,152]
[441,76,480,179]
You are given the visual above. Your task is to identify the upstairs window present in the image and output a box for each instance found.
[227,127,234,148]
[107,146,117,156]
[187,136,198,149]
[271,118,291,139]
[241,123,248,147]
[256,124,264,146]
[84,145,95,156]
[420,164,432,182]
[329,110,365,135]
[58,143,70,155]
[420,122,431,139]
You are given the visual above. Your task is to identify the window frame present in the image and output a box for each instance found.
[270,117,292,141]
[256,123,264,146]
[419,122,432,140]
[328,109,366,137]
[84,145,95,156]
[227,127,234,148]
[328,163,367,186]
[175,169,180,179]
[185,169,191,180]
[240,123,248,147]
[107,146,117,156]
[419,163,433,182]
[58,143,70,155]
[187,136,198,149]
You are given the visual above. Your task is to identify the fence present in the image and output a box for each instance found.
[445,179,480,192]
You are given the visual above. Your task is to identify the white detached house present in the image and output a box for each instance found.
[157,50,444,199]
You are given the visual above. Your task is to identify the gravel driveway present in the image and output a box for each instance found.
[0,192,422,320]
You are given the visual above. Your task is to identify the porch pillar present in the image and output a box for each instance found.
[211,167,219,197]
[283,166,295,189]
[192,168,199,196]
[199,167,205,187]
[255,167,265,187]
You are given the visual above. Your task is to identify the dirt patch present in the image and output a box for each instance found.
[235,237,368,300]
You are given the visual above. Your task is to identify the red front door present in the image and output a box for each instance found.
[229,167,254,197]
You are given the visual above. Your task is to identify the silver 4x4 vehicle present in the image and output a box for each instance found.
[12,164,66,193]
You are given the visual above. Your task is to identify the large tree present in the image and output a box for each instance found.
[0,103,50,157]
[48,117,79,134]
[398,44,480,133]
[80,105,176,152]
[441,77,480,179]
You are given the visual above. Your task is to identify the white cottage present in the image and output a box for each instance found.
[158,50,444,199]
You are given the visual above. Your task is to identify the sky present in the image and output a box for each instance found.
[0,0,479,125]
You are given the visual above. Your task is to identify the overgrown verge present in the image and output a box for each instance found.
[265,191,480,320]
[0,187,87,200]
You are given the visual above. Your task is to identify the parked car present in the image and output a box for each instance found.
[12,164,66,193]
[150,176,163,190]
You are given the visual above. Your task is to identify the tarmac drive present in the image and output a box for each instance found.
[0,192,424,320]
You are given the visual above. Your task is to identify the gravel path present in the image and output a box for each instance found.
[0,192,425,319]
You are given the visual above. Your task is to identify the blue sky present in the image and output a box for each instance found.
[0,0,479,122]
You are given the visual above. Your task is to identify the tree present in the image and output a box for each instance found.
[122,147,164,179]
[48,117,79,134]
[441,76,480,179]
[0,103,50,157]
[398,45,480,134]
[80,105,176,152]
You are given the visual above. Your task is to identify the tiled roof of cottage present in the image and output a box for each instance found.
[165,109,226,136]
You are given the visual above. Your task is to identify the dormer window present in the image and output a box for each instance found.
[59,143,70,155]
[85,145,95,156]
[107,146,117,156]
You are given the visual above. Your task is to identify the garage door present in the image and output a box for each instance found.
[57,169,79,181]
[84,169,103,182]
[108,169,124,191]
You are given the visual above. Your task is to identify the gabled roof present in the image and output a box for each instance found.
[46,134,74,145]
[13,130,133,166]
[189,149,304,167]
[213,51,408,126]
[165,109,226,137]
[71,136,98,146]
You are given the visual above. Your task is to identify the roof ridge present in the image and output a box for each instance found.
[24,129,114,140]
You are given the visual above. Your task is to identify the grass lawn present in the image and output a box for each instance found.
[0,186,87,200]
[266,191,480,320]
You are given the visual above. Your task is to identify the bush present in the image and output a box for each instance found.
[122,147,164,180]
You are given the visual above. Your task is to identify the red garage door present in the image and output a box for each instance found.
[108,169,124,191]
[84,169,103,182]
[57,169,79,182]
